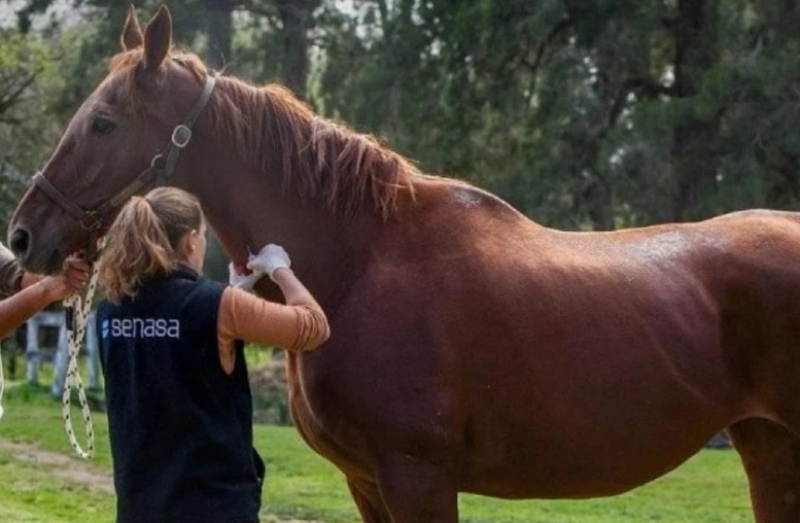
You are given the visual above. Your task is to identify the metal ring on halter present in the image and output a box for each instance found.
[171,125,192,148]
[80,211,102,231]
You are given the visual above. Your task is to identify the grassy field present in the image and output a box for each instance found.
[0,380,753,523]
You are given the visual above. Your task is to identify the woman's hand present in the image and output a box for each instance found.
[228,262,265,291]
[247,244,292,281]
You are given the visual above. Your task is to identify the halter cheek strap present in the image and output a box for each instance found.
[161,73,217,183]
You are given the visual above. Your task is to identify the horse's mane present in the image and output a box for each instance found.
[109,49,417,219]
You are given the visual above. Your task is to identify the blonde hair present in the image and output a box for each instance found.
[99,187,204,302]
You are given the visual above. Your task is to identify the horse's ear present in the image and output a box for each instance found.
[120,5,143,51]
[142,5,172,71]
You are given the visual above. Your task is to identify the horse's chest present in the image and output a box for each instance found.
[287,371,375,477]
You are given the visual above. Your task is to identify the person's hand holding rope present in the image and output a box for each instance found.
[39,253,91,302]
[0,251,91,424]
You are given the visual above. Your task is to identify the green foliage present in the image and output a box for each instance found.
[7,0,800,231]
[0,30,69,225]
[313,0,800,228]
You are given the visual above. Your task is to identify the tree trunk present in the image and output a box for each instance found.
[274,0,320,99]
[204,0,234,70]
[669,0,720,221]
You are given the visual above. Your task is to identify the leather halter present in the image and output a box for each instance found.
[32,74,216,234]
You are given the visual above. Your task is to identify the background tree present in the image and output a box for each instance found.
[8,0,800,234]
[0,29,66,225]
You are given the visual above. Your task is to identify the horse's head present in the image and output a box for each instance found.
[8,6,212,273]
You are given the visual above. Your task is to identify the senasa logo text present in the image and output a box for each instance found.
[102,318,180,339]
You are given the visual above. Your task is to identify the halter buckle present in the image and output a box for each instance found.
[80,211,102,231]
[171,124,192,148]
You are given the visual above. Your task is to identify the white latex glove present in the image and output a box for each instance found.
[228,262,265,291]
[247,244,292,282]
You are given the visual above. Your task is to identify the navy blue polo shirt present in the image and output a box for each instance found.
[98,266,264,523]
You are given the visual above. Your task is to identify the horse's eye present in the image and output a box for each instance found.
[91,117,115,135]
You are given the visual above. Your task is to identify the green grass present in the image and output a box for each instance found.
[457,450,751,523]
[0,448,114,523]
[0,379,753,522]
[261,437,751,523]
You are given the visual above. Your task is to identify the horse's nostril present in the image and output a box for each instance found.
[9,228,30,257]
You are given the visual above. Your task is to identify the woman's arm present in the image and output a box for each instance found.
[217,265,330,374]
[218,268,330,351]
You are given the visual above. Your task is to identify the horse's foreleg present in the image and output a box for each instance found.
[347,477,391,523]
[729,418,800,522]
[374,453,459,523]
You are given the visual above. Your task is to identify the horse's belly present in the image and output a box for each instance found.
[459,409,724,499]
[454,307,738,498]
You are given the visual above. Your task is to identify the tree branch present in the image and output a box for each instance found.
[236,0,278,21]
[0,73,39,119]
[518,16,572,109]
[608,77,677,126]
[530,17,572,74]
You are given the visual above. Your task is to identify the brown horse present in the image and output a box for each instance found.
[8,6,800,522]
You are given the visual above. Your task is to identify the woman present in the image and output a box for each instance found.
[96,187,329,523]
[0,243,89,338]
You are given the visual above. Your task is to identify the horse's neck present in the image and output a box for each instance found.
[185,156,375,308]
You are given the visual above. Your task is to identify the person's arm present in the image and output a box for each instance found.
[0,256,89,339]
[0,242,46,293]
[0,243,25,295]
[271,266,323,310]
[217,245,330,373]
[218,266,329,351]
[20,272,44,290]
[0,279,66,338]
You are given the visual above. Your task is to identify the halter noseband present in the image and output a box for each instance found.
[32,73,217,235]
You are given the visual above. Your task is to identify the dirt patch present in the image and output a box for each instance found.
[0,438,114,493]
[0,438,326,522]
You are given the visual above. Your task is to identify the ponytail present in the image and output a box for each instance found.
[98,187,203,302]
